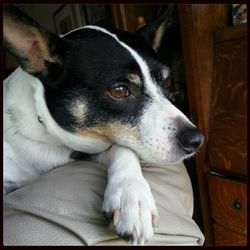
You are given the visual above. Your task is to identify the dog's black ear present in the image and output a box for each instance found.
[3,5,67,88]
[136,5,175,52]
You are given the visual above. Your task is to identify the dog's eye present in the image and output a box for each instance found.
[107,85,130,100]
[164,77,172,89]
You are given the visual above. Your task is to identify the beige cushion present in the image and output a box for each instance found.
[3,161,204,246]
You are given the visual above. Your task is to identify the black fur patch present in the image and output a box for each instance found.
[4,6,171,135]
[42,28,169,132]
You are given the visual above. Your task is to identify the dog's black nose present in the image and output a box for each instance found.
[177,129,204,154]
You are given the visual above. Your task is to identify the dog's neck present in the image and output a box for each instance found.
[4,68,59,145]
[4,68,112,154]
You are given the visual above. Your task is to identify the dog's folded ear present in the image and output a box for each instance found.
[136,5,175,52]
[3,5,67,88]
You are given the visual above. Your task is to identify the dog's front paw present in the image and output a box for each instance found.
[102,177,158,245]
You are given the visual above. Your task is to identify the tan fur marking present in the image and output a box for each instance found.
[153,21,165,52]
[103,122,139,142]
[75,122,139,144]
[127,73,141,85]
[3,14,56,73]
[71,100,87,122]
[162,68,169,79]
[75,127,112,143]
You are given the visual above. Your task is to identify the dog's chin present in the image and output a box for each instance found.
[168,152,196,164]
[138,149,196,167]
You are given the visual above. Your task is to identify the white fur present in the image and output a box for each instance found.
[92,145,158,245]
[135,98,196,165]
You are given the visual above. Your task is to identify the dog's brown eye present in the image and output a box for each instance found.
[164,78,172,89]
[107,85,130,100]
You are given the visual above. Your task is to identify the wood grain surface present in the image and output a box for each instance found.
[208,175,247,233]
[208,33,247,176]
[213,223,247,246]
[178,4,231,245]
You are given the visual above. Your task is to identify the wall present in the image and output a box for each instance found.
[17,4,62,32]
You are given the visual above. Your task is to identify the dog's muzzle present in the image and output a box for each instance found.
[177,129,204,154]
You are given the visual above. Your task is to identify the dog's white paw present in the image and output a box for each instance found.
[102,176,158,245]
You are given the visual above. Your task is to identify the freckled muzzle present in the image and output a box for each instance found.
[177,129,204,154]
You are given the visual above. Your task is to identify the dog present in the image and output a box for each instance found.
[3,5,204,245]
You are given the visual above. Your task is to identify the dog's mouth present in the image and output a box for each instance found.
[73,124,204,165]
[129,128,204,166]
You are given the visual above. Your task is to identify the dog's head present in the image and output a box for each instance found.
[4,5,204,165]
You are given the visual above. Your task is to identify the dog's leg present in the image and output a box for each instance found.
[92,145,158,245]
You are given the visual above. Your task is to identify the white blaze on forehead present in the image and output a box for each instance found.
[62,25,163,98]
